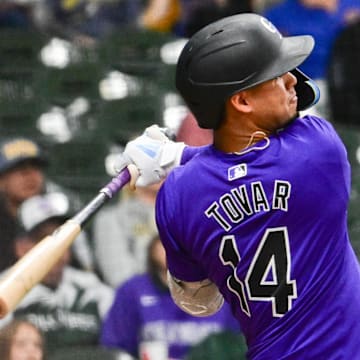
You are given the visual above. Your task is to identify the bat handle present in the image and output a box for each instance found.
[72,165,139,227]
[100,165,131,197]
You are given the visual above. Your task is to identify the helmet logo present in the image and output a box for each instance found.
[260,17,281,38]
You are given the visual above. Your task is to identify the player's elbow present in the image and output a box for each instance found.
[167,271,224,317]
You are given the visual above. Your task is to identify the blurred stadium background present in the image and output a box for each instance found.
[0,27,186,198]
[0,25,359,258]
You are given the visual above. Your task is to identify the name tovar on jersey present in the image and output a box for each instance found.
[156,115,360,359]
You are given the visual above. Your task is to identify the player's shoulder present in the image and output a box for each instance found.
[293,115,337,136]
[294,115,347,155]
[163,160,206,198]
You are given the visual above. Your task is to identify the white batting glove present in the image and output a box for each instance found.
[116,125,186,187]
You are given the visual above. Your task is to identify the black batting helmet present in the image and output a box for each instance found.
[176,13,320,129]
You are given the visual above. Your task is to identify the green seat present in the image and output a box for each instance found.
[46,138,109,202]
[97,29,178,99]
[0,98,47,139]
[98,95,163,143]
[37,63,105,104]
[98,29,176,75]
[50,346,124,360]
[0,29,48,103]
[0,28,48,70]
[185,330,247,360]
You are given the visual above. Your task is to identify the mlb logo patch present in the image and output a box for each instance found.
[228,164,247,181]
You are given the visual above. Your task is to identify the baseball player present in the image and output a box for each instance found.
[119,13,360,359]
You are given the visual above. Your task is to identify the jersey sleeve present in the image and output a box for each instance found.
[180,145,210,165]
[155,177,208,282]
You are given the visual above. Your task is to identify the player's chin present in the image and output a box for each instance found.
[283,112,299,127]
[288,102,299,120]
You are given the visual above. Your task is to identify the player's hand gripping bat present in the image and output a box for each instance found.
[0,164,139,319]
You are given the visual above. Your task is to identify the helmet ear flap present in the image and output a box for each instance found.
[292,68,320,111]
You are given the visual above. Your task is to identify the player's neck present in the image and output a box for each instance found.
[214,120,268,154]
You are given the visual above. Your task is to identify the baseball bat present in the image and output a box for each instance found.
[0,165,139,319]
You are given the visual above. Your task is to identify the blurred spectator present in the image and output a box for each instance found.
[327,18,360,126]
[101,234,241,360]
[93,182,160,288]
[0,319,45,360]
[0,137,47,272]
[38,0,101,44]
[0,2,34,28]
[0,1,56,31]
[176,0,253,37]
[262,0,360,118]
[176,112,213,145]
[39,0,144,44]
[139,0,181,33]
[0,137,94,273]
[262,0,360,80]
[1,192,115,358]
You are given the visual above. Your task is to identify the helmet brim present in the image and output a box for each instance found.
[278,34,315,74]
[235,35,319,112]
[242,34,315,91]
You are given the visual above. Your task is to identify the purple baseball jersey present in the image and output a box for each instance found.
[156,115,360,359]
[100,273,240,359]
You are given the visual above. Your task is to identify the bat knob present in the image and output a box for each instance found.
[127,164,140,190]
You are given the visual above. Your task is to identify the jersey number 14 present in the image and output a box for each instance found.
[220,227,297,318]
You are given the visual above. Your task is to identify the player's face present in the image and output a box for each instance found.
[246,72,299,131]
[9,322,44,360]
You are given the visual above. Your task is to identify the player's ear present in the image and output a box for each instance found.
[229,92,252,113]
